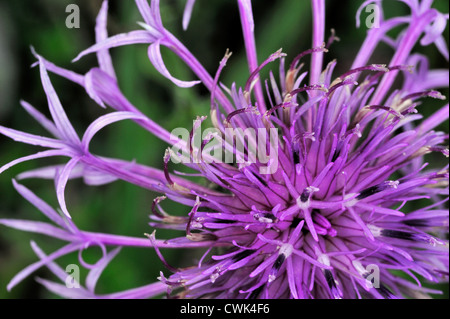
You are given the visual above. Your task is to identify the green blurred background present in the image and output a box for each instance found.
[0,0,448,298]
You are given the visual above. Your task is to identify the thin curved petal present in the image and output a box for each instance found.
[86,247,121,292]
[33,50,80,145]
[36,278,94,299]
[0,125,66,149]
[55,158,81,219]
[95,0,116,78]
[182,0,196,30]
[7,242,81,291]
[0,150,71,175]
[0,219,74,241]
[102,281,167,299]
[73,30,157,62]
[20,100,61,138]
[81,112,147,151]
[148,41,201,88]
[12,180,67,228]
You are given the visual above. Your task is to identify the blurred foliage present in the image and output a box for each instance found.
[0,0,448,299]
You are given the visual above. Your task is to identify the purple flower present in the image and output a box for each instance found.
[0,0,448,299]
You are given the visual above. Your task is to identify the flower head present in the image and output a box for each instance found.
[0,0,448,299]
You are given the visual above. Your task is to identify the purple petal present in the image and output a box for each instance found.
[16,162,118,187]
[421,12,447,46]
[0,125,66,149]
[82,112,147,152]
[150,0,163,29]
[434,35,449,61]
[84,68,175,144]
[95,0,116,78]
[20,100,60,138]
[0,219,74,241]
[237,0,266,111]
[12,180,67,228]
[86,247,121,292]
[33,50,80,145]
[36,278,94,299]
[310,0,326,86]
[147,41,201,88]
[135,0,159,29]
[32,53,84,86]
[0,150,71,175]
[82,165,119,186]
[17,163,84,181]
[182,0,196,30]
[7,242,81,291]
[418,104,449,133]
[102,281,167,299]
[370,9,438,105]
[31,242,73,282]
[55,158,80,219]
[84,68,117,108]
[73,30,157,62]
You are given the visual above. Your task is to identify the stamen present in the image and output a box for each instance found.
[151,196,187,224]
[428,146,449,157]
[323,269,342,299]
[356,180,399,200]
[290,84,329,96]
[268,254,286,283]
[252,211,277,224]
[401,90,446,104]
[210,269,220,283]
[186,197,202,237]
[403,219,429,227]
[163,148,175,186]
[293,149,300,165]
[326,28,340,48]
[366,64,413,84]
[289,44,328,71]
[248,284,265,299]
[381,229,443,246]
[297,186,320,207]
[264,100,296,118]
[351,123,362,138]
[189,116,207,158]
[244,49,286,101]
[151,196,167,218]
[375,283,397,299]
[211,49,233,108]
[381,229,414,240]
[231,249,256,262]
[331,148,341,162]
[285,63,304,93]
[145,231,178,272]
[186,232,218,242]
[225,106,259,126]
[199,131,220,162]
[339,64,388,81]
[367,105,404,119]
[269,243,293,283]
[327,78,358,97]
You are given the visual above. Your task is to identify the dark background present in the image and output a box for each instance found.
[0,0,448,298]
